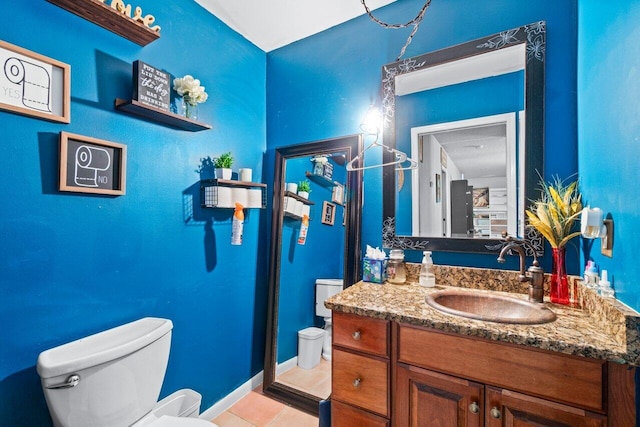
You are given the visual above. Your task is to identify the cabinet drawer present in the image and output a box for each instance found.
[333,311,389,357]
[398,325,605,412]
[331,400,389,427]
[332,348,389,417]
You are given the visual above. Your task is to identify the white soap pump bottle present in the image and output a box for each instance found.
[419,251,436,287]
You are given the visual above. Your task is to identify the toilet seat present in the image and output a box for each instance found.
[149,415,216,426]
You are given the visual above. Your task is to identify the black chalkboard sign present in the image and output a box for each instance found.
[132,60,170,111]
[59,132,127,196]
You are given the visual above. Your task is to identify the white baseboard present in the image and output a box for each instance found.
[276,356,297,376]
[198,357,299,422]
[198,371,263,421]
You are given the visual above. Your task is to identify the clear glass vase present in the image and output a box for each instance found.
[183,98,198,120]
[550,247,570,305]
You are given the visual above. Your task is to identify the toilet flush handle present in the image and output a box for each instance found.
[46,374,80,389]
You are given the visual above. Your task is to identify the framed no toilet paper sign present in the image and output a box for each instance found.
[59,132,127,196]
[0,40,71,123]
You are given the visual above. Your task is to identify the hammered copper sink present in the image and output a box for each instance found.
[425,289,557,324]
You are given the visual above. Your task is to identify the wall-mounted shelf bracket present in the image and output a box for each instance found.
[115,99,212,131]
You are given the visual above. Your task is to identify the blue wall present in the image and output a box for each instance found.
[0,0,266,424]
[267,0,578,272]
[578,0,640,309]
[5,0,638,424]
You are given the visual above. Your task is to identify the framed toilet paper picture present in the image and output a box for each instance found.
[0,39,71,123]
[331,183,344,205]
[59,132,127,196]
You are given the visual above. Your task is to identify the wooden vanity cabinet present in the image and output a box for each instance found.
[396,324,630,427]
[396,363,606,426]
[332,311,635,426]
[331,311,390,426]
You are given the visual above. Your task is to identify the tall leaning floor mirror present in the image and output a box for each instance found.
[263,134,363,414]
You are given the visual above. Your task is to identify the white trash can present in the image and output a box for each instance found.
[298,327,325,370]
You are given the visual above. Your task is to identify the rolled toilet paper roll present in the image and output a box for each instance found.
[238,168,252,182]
[203,185,230,207]
[285,182,298,193]
[231,187,249,207]
[247,189,263,208]
[284,196,295,214]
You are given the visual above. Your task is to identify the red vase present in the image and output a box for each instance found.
[550,247,570,305]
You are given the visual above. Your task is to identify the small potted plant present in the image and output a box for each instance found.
[214,152,233,180]
[297,179,312,199]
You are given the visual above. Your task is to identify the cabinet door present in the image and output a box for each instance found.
[396,363,483,427]
[485,386,607,427]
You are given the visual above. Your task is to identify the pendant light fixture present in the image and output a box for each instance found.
[360,0,433,60]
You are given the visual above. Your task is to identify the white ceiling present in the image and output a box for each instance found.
[433,124,507,179]
[195,0,397,52]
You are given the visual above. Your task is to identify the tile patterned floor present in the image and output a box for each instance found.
[211,390,318,427]
[276,359,331,399]
[210,359,328,426]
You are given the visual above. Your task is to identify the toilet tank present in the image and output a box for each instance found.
[37,317,173,427]
[315,278,343,318]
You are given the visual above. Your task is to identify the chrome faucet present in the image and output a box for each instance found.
[497,237,545,303]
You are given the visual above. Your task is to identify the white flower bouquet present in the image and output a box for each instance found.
[173,75,208,106]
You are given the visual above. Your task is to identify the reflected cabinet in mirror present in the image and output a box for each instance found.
[382,22,545,254]
[263,135,363,414]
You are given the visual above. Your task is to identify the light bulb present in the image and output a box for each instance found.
[360,106,382,135]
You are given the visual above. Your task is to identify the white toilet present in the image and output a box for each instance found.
[315,278,344,361]
[36,317,215,427]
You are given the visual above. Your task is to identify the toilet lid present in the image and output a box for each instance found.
[149,415,216,426]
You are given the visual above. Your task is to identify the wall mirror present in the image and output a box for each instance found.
[382,22,545,253]
[263,135,363,414]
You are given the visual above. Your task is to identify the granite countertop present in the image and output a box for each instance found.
[325,272,640,365]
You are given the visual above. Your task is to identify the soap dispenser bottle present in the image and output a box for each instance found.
[419,251,436,287]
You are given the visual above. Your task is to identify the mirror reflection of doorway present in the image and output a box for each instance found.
[410,112,518,238]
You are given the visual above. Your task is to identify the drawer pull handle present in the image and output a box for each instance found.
[469,402,479,414]
[490,407,502,419]
[352,378,361,388]
[352,331,361,341]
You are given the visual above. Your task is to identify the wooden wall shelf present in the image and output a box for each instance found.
[285,191,314,205]
[115,99,211,131]
[200,179,267,209]
[47,0,160,46]
[306,171,337,188]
